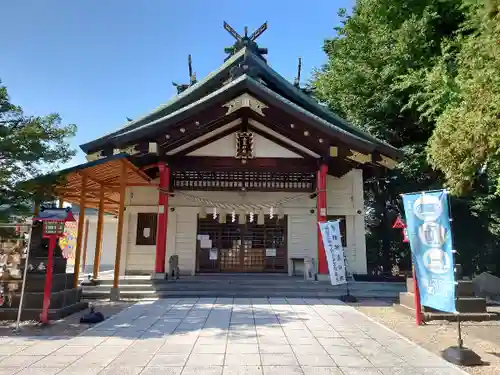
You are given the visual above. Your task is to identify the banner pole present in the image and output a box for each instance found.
[340,253,357,303]
[441,191,481,365]
[412,263,423,326]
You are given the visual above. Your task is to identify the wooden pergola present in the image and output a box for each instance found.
[38,153,156,296]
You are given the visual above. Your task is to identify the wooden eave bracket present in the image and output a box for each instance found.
[224,93,268,116]
[85,142,159,162]
[347,149,372,164]
[329,146,399,170]
[329,146,371,164]
[375,153,397,169]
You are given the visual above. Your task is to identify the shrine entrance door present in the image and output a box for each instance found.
[196,215,287,273]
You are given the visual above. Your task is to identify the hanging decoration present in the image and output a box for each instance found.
[161,189,328,224]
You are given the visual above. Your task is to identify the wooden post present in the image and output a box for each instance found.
[111,162,127,299]
[81,219,90,275]
[34,201,40,216]
[93,185,105,280]
[73,174,88,287]
[317,163,328,274]
[58,198,64,208]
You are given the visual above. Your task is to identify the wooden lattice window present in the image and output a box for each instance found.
[136,213,157,245]
[326,215,347,247]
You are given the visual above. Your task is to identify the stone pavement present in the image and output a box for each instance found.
[0,298,467,374]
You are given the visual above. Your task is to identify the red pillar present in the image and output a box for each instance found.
[155,162,170,274]
[40,235,57,324]
[317,163,328,274]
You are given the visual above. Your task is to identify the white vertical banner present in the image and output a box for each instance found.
[318,220,347,286]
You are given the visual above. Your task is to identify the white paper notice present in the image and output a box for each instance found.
[197,234,209,240]
[209,248,218,260]
[265,248,276,257]
[200,239,212,249]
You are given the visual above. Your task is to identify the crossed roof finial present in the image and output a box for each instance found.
[223,21,268,61]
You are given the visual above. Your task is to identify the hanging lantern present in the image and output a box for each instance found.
[278,206,285,219]
[212,207,217,219]
[269,206,274,219]
[199,206,207,219]
[231,211,236,223]
[249,212,254,223]
[238,211,246,224]
[257,212,264,225]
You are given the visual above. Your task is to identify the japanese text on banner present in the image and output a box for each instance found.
[318,220,347,286]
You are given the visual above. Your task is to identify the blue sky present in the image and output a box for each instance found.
[2,0,353,166]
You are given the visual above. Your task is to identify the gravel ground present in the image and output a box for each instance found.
[354,299,500,375]
[0,299,133,337]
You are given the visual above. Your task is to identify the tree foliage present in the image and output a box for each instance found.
[312,0,500,275]
[0,80,76,223]
[403,0,500,195]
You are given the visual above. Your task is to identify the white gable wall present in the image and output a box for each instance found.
[123,169,367,276]
[188,132,303,158]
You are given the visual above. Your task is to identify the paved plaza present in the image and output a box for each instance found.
[0,298,466,374]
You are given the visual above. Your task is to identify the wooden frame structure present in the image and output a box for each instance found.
[36,154,154,291]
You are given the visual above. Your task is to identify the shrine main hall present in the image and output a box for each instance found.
[46,23,402,296]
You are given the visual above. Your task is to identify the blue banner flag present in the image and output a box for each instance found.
[402,190,457,313]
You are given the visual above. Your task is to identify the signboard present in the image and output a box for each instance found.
[265,248,276,257]
[59,221,77,262]
[209,248,218,260]
[43,221,65,236]
[318,220,347,286]
[402,190,457,313]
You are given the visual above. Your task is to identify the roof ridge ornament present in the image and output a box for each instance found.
[223,93,268,116]
[223,21,268,61]
[172,54,197,94]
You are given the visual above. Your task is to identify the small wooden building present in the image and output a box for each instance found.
[47,23,403,297]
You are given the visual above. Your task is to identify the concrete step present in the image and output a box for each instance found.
[82,283,404,293]
[399,292,487,314]
[406,278,475,297]
[88,279,405,291]
[82,288,401,300]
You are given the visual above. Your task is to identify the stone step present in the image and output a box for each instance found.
[394,303,500,322]
[406,278,475,297]
[399,292,487,314]
[89,279,405,291]
[82,288,401,300]
[82,283,404,293]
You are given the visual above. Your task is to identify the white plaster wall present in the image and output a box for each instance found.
[74,215,118,275]
[123,169,367,275]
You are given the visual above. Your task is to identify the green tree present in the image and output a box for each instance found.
[398,0,500,273]
[0,80,76,225]
[402,0,500,195]
[312,0,500,275]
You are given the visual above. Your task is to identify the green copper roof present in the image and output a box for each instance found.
[81,47,401,159]
[80,48,248,153]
